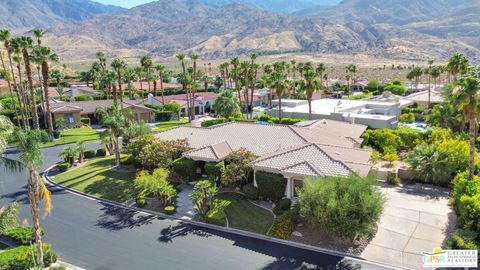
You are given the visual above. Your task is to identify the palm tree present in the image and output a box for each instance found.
[452,74,480,180]
[269,70,288,121]
[96,51,106,73]
[316,63,326,86]
[155,64,166,104]
[446,52,470,82]
[50,69,64,90]
[111,58,127,106]
[134,66,145,101]
[31,45,58,137]
[190,53,199,120]
[176,54,190,120]
[426,59,434,107]
[15,128,52,268]
[430,65,442,90]
[95,104,131,168]
[123,67,136,100]
[140,55,152,97]
[214,90,240,122]
[10,38,31,129]
[33,29,45,45]
[301,69,321,120]
[0,50,19,126]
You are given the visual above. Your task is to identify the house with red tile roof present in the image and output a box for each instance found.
[155,119,372,198]
[146,92,218,116]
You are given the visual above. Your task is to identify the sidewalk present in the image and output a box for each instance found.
[173,184,195,220]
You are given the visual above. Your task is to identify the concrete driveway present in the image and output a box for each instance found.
[362,183,455,269]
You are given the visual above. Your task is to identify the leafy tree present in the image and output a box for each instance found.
[214,90,241,121]
[365,80,383,94]
[298,175,383,240]
[122,120,151,146]
[221,148,255,186]
[59,146,78,165]
[190,180,218,217]
[384,80,407,95]
[134,168,176,206]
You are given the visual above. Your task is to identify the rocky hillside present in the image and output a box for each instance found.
[0,0,472,63]
[0,0,124,29]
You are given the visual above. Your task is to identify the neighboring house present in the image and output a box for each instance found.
[122,81,182,91]
[405,89,444,107]
[147,92,218,116]
[366,91,414,108]
[48,87,100,100]
[267,98,404,129]
[155,119,372,198]
[49,99,155,127]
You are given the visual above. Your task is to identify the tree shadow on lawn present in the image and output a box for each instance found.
[95,202,158,231]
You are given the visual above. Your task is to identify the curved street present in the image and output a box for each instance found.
[0,143,393,270]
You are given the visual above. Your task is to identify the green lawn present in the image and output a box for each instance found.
[54,156,137,202]
[42,128,101,147]
[152,120,189,133]
[215,192,274,234]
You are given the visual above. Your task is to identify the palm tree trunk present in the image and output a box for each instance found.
[0,51,20,126]
[308,99,312,120]
[117,71,123,107]
[42,61,54,136]
[278,96,282,121]
[160,73,165,104]
[427,74,431,108]
[468,113,476,180]
[114,135,121,168]
[23,50,40,129]
[36,65,47,129]
[16,62,30,130]
[27,167,44,268]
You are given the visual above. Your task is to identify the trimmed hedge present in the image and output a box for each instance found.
[242,184,258,201]
[156,111,174,122]
[136,197,146,208]
[258,115,303,125]
[164,206,176,215]
[0,243,57,270]
[443,229,479,254]
[74,94,93,101]
[205,161,224,181]
[201,119,225,127]
[57,162,70,172]
[255,171,287,201]
[84,150,96,158]
[96,148,107,157]
[279,198,292,211]
[80,117,91,125]
[3,226,42,245]
[267,213,296,239]
[172,157,196,182]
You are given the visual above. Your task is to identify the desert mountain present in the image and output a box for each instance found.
[7,0,477,63]
[0,0,124,29]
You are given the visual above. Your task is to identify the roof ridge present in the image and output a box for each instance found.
[253,143,313,163]
[280,160,324,176]
[288,126,311,143]
[315,142,372,152]
[310,144,356,175]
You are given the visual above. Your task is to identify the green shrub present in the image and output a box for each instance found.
[242,184,258,200]
[136,197,146,208]
[156,111,174,122]
[96,148,107,157]
[255,171,287,201]
[205,161,225,181]
[443,229,479,253]
[74,94,93,101]
[258,115,303,125]
[172,157,196,182]
[386,174,401,186]
[206,200,227,226]
[201,118,225,127]
[84,150,96,158]
[458,193,480,233]
[298,175,384,240]
[279,198,292,211]
[57,162,70,172]
[267,213,296,240]
[452,172,480,210]
[0,243,57,270]
[164,206,176,215]
[3,226,42,245]
[30,129,51,143]
[399,113,415,123]
[80,117,91,125]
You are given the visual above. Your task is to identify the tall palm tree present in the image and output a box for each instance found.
[452,74,480,180]
[190,53,200,120]
[0,50,19,126]
[134,66,145,101]
[446,52,470,83]
[10,38,31,129]
[50,69,64,95]
[111,58,127,106]
[269,70,288,121]
[301,69,321,120]
[316,63,326,86]
[155,64,166,104]
[96,51,106,73]
[15,128,52,268]
[33,29,45,45]
[426,59,434,107]
[430,65,442,90]
[176,54,189,120]
[140,55,152,96]
[123,67,136,100]
[31,45,58,137]
[96,104,131,167]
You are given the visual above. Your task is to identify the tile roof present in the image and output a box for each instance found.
[406,89,443,103]
[51,105,82,113]
[152,92,218,104]
[184,141,232,161]
[49,100,154,115]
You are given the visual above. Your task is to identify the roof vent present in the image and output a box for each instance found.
[335,151,341,155]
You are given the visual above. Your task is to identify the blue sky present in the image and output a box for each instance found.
[94,0,153,8]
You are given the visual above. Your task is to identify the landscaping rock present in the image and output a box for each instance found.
[292,231,303,237]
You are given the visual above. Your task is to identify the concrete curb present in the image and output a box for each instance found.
[42,164,404,270]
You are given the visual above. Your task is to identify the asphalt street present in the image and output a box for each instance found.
[0,142,393,270]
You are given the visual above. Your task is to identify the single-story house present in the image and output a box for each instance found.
[146,92,218,116]
[49,99,155,127]
[122,81,182,91]
[268,98,403,129]
[155,119,372,198]
[405,89,443,106]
